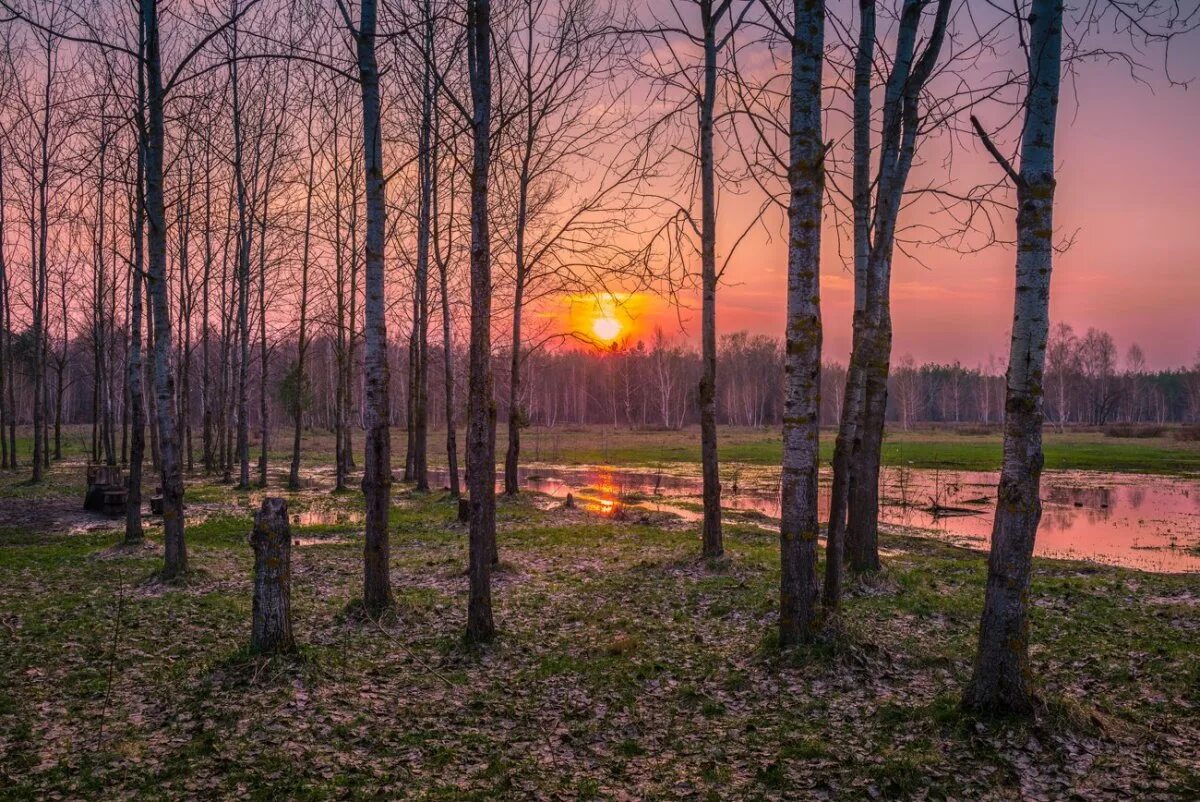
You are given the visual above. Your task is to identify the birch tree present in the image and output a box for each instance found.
[962,0,1062,714]
[826,0,952,593]
[638,0,748,560]
[754,0,826,645]
[337,0,394,613]
[465,0,496,642]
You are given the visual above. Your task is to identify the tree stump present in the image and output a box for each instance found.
[250,498,295,654]
[457,497,471,523]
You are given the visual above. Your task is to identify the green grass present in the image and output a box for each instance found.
[510,425,1200,475]
[13,422,1200,477]
[0,456,1197,799]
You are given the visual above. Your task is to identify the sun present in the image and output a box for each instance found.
[592,316,622,342]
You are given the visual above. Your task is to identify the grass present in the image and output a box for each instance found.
[509,425,1200,475]
[0,456,1197,799]
[23,422,1200,476]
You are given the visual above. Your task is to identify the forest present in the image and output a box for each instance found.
[0,0,1197,798]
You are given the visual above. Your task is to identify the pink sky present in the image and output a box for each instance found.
[582,58,1200,370]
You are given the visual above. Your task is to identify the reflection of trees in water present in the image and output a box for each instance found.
[477,464,1200,569]
[1038,507,1077,533]
[1044,483,1113,513]
[1127,486,1146,511]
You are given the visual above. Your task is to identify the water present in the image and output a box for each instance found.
[430,465,1200,573]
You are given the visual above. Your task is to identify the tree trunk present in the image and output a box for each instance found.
[201,132,214,475]
[412,35,432,494]
[250,497,296,654]
[125,217,146,547]
[231,19,252,491]
[824,0,874,608]
[504,300,523,496]
[355,0,394,613]
[435,148,460,497]
[289,93,317,492]
[0,150,8,470]
[778,0,825,647]
[30,44,52,483]
[964,0,1061,715]
[142,0,187,579]
[697,1,722,559]
[846,323,888,572]
[465,0,496,644]
[840,0,949,576]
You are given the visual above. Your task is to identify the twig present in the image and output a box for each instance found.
[368,613,459,688]
[96,565,125,749]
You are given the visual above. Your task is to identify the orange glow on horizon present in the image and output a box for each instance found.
[542,291,662,349]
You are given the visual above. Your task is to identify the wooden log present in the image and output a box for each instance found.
[250,497,295,654]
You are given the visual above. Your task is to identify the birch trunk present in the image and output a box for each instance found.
[126,188,146,546]
[142,0,187,578]
[964,0,1062,714]
[355,0,394,613]
[289,93,317,491]
[778,0,825,647]
[411,5,433,493]
[697,0,723,559]
[433,128,460,498]
[465,0,496,643]
[838,0,949,575]
[250,497,295,654]
[30,43,52,483]
[230,18,252,491]
[0,148,9,470]
[824,0,874,607]
[201,132,214,475]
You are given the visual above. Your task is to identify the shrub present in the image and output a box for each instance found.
[1104,424,1166,439]
[1175,424,1200,442]
[955,424,999,436]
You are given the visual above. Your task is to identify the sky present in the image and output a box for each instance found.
[542,42,1200,371]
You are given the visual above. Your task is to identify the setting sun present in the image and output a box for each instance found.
[592,316,622,342]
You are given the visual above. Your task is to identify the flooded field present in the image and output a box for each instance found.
[433,464,1200,573]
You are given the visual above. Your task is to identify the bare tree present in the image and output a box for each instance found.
[829,0,952,590]
[755,0,827,645]
[464,0,496,642]
[962,0,1063,713]
[637,0,749,560]
[335,0,394,613]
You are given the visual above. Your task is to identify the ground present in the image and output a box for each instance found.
[0,428,1198,800]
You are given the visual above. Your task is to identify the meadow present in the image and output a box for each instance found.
[0,428,1197,799]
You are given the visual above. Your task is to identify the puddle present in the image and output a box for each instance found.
[290,508,364,527]
[293,535,356,547]
[431,465,1200,573]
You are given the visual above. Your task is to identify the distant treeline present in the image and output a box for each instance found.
[4,322,1197,459]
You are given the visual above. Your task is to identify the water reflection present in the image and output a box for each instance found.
[430,465,1200,573]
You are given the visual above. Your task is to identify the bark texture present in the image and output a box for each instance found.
[824,0,875,607]
[836,0,950,577]
[465,0,496,643]
[142,0,187,578]
[355,0,395,613]
[964,0,1062,715]
[698,0,723,559]
[250,497,295,654]
[778,0,825,647]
